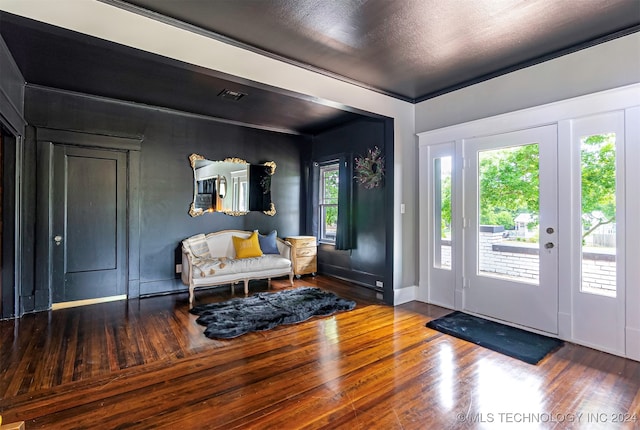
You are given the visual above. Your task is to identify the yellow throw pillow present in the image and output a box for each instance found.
[232,231,263,259]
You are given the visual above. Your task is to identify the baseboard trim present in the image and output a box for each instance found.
[557,312,572,340]
[394,285,417,305]
[626,326,640,361]
[52,295,127,310]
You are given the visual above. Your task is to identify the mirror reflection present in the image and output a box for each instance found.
[189,154,276,217]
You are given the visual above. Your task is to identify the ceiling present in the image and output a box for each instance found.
[1,1,638,135]
[119,0,640,102]
[0,11,365,135]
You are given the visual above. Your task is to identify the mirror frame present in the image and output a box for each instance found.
[188,153,276,217]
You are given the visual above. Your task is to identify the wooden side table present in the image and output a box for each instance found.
[286,236,317,278]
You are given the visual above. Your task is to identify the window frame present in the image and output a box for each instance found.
[318,161,339,244]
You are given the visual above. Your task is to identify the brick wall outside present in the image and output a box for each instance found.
[438,230,616,292]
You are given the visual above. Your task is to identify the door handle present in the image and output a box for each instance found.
[54,235,63,246]
[544,242,554,249]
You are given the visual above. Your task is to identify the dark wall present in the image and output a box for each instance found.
[1,132,17,319]
[0,36,25,319]
[311,119,391,295]
[0,37,24,134]
[23,86,311,304]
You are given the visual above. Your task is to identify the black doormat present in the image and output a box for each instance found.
[190,287,356,339]
[426,311,563,365]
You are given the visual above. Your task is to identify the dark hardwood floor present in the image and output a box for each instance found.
[1,276,638,429]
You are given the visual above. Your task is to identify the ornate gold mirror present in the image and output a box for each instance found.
[189,153,276,217]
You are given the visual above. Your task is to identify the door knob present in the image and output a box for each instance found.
[544,242,554,249]
[54,235,63,246]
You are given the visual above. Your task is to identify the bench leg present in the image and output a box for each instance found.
[289,271,294,286]
[189,286,195,304]
[244,279,249,295]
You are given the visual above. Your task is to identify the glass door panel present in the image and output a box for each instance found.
[478,144,539,284]
[433,156,452,270]
[580,133,617,297]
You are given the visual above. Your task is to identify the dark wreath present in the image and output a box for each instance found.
[355,146,385,189]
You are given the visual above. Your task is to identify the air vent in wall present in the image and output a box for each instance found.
[217,89,247,101]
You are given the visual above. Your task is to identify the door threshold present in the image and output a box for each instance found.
[52,295,127,310]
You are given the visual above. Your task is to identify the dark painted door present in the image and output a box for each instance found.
[52,145,127,303]
[0,134,3,314]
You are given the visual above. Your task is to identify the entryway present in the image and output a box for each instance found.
[417,85,640,359]
[463,125,558,334]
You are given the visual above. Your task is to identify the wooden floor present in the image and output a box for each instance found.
[1,276,638,429]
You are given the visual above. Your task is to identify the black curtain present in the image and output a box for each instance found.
[335,154,353,250]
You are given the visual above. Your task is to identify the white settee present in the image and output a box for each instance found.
[181,230,294,303]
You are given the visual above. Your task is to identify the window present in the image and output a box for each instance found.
[319,162,339,243]
[433,156,452,269]
[580,132,617,296]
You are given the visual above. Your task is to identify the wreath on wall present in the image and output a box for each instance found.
[355,146,385,189]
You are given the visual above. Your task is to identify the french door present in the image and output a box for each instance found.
[419,87,639,358]
[463,125,558,333]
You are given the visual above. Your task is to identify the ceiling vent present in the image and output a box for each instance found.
[217,89,247,101]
